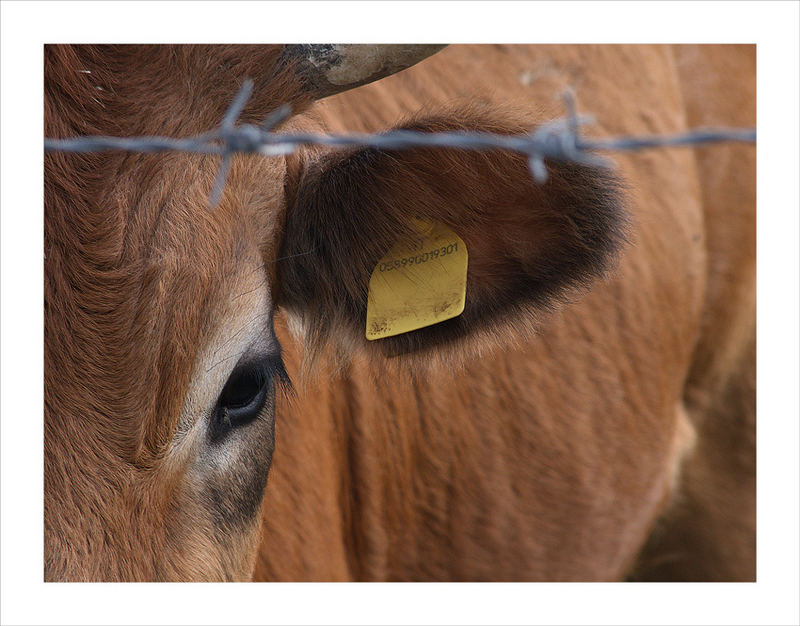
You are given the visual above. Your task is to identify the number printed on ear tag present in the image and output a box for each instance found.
[365,219,468,340]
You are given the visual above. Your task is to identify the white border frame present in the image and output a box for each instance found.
[2,2,798,625]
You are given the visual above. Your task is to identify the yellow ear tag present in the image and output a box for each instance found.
[366,219,468,340]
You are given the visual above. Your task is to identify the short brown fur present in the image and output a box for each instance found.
[44,45,755,581]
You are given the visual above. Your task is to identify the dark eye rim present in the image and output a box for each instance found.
[208,353,290,443]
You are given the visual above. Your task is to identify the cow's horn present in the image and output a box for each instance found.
[285,44,447,100]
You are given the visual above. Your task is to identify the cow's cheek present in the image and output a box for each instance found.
[169,397,277,580]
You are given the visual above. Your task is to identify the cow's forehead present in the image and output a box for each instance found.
[45,151,287,460]
[134,154,289,450]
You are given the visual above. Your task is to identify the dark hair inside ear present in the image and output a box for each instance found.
[275,107,628,362]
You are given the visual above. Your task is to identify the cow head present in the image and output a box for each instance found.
[44,45,626,580]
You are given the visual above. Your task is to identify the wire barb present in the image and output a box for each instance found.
[43,82,757,207]
[222,78,254,129]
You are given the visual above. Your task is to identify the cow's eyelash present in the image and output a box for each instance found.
[263,353,293,396]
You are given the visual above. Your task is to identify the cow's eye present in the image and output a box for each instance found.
[221,366,266,409]
[209,357,279,442]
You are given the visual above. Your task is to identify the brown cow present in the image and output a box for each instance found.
[44,44,755,581]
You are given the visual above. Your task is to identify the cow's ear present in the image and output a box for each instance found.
[274,104,627,362]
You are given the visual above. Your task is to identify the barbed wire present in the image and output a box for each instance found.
[44,79,757,207]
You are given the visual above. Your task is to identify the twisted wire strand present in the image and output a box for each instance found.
[44,79,757,207]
